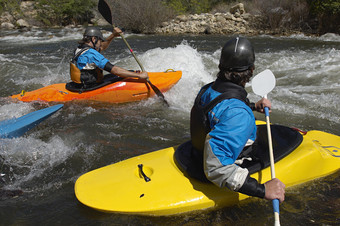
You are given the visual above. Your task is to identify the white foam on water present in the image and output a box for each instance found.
[107,37,340,124]
[117,41,216,112]
[256,45,340,124]
[260,32,340,42]
[0,28,82,44]
[318,33,340,42]
[0,101,101,191]
[0,28,143,45]
[0,127,101,192]
[0,102,34,121]
[0,135,71,188]
[0,54,14,62]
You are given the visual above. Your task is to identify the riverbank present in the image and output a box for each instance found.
[0,2,307,37]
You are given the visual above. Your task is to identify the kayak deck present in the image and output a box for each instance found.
[11,70,182,104]
[74,123,340,216]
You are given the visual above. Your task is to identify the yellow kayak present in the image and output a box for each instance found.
[74,121,340,216]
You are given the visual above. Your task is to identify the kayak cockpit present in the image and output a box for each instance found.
[175,124,303,182]
[65,74,124,93]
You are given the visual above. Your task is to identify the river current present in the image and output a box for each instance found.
[0,28,339,225]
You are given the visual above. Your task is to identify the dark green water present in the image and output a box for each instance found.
[0,28,339,225]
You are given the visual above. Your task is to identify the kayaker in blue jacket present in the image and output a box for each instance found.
[190,37,285,202]
[70,27,148,88]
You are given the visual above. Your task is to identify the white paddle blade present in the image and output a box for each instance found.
[251,69,276,98]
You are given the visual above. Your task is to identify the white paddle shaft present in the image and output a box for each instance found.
[252,70,280,226]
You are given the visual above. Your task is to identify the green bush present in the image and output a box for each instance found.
[307,0,340,14]
[0,0,21,15]
[306,0,340,33]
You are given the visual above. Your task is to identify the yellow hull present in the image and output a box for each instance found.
[75,123,340,216]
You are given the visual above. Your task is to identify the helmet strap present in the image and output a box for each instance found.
[91,37,100,51]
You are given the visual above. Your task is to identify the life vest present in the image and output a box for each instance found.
[190,77,250,153]
[70,47,104,84]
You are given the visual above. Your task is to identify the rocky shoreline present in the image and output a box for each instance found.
[0,2,302,36]
[154,3,307,36]
[155,3,261,35]
[0,1,35,29]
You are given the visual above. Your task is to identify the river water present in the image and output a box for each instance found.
[0,28,339,225]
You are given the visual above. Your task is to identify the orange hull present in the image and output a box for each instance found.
[11,71,182,104]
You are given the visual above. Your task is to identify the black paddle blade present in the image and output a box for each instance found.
[147,81,169,107]
[98,0,113,25]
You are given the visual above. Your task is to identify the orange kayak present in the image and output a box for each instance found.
[11,70,182,104]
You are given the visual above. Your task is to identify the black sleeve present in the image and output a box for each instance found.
[104,62,114,73]
[238,174,265,198]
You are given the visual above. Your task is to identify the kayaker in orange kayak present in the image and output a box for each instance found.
[70,27,148,88]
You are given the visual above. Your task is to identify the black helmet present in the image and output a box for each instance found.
[218,37,255,72]
[83,27,105,41]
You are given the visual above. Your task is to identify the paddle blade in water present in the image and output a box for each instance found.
[251,69,276,98]
[147,80,169,107]
[98,0,113,25]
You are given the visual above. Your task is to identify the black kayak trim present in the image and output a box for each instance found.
[65,74,124,93]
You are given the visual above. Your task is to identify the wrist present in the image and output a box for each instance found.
[238,175,265,198]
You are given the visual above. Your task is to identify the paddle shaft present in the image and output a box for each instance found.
[264,106,280,226]
[97,0,169,106]
[251,70,280,225]
[119,34,145,72]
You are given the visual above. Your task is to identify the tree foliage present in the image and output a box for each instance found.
[307,0,340,14]
[0,0,21,15]
[306,0,340,33]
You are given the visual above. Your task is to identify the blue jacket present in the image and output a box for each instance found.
[76,48,109,70]
[200,84,260,194]
[203,85,256,165]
